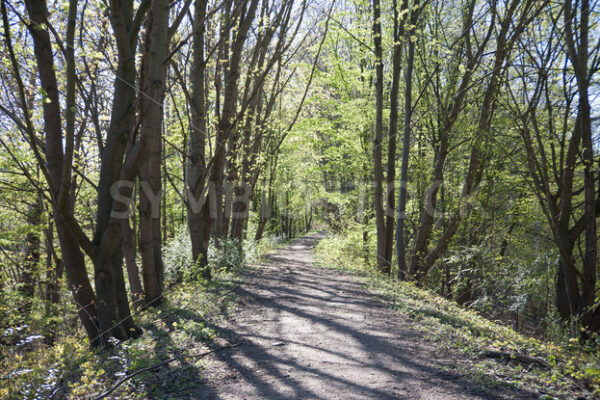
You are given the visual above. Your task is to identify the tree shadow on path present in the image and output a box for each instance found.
[194,234,540,400]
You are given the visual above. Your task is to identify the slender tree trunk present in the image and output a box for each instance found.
[122,215,143,308]
[409,128,449,277]
[44,221,62,306]
[22,0,101,345]
[43,221,63,344]
[396,19,416,280]
[381,0,409,275]
[187,0,212,279]
[223,131,239,239]
[255,213,268,241]
[255,152,277,241]
[555,259,573,320]
[255,187,270,241]
[18,193,42,315]
[138,0,169,305]
[222,179,234,238]
[371,0,387,274]
[580,92,597,332]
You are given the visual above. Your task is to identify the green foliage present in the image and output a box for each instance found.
[163,226,282,284]
[163,226,194,283]
[243,234,288,262]
[208,238,245,272]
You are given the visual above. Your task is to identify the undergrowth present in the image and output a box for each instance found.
[315,234,600,399]
[0,233,284,399]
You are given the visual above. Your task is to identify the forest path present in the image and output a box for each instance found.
[195,233,536,400]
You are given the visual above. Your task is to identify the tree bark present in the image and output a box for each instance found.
[91,0,147,341]
[187,0,212,279]
[122,215,143,308]
[564,0,597,334]
[396,9,416,280]
[138,0,169,306]
[371,0,387,274]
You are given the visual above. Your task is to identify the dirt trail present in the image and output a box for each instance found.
[195,233,537,399]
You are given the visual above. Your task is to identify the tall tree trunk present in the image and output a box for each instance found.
[555,257,576,319]
[396,14,416,280]
[255,192,269,241]
[91,0,147,341]
[20,0,101,345]
[371,0,387,274]
[187,0,212,279]
[381,0,409,275]
[579,91,597,332]
[564,0,597,333]
[138,0,169,306]
[43,221,63,344]
[255,162,275,242]
[223,131,239,239]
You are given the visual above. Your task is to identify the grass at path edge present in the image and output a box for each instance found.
[314,235,599,400]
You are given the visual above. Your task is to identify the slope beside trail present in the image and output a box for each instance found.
[195,233,538,400]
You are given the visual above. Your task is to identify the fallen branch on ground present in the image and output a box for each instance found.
[483,350,550,369]
[93,342,243,400]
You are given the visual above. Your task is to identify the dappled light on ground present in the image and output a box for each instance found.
[195,234,539,399]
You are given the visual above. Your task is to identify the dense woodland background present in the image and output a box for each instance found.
[1,0,600,396]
